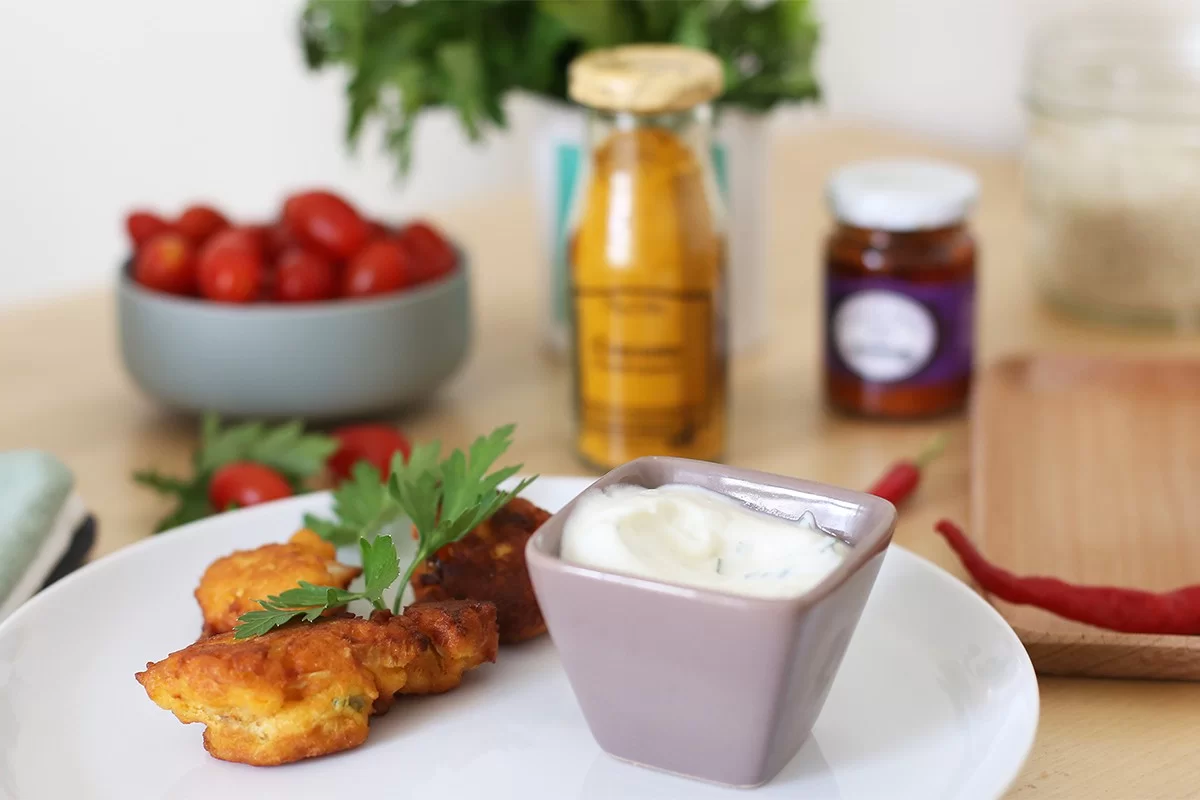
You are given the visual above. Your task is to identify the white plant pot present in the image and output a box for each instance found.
[531,101,771,355]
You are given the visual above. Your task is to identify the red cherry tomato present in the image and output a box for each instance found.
[176,205,230,247]
[133,232,196,296]
[342,239,413,298]
[264,221,298,261]
[367,220,390,241]
[197,228,264,303]
[328,425,412,482]
[203,226,263,256]
[282,191,369,261]
[399,221,456,284]
[242,224,272,255]
[208,462,293,510]
[274,248,338,303]
[126,211,173,250]
[258,264,278,302]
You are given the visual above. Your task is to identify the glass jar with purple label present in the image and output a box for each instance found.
[823,160,978,418]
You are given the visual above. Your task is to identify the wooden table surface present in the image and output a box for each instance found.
[3,124,1199,798]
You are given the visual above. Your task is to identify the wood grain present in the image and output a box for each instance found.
[972,356,1200,680]
[5,124,1200,797]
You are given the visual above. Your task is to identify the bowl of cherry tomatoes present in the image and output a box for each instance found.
[117,189,470,419]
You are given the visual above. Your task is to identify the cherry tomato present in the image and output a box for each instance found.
[282,191,369,261]
[242,224,272,255]
[133,232,196,296]
[367,220,390,241]
[342,239,413,298]
[126,211,173,250]
[197,228,265,303]
[274,248,337,303]
[399,221,457,284]
[203,226,263,256]
[176,205,230,246]
[258,264,278,303]
[328,425,412,482]
[208,462,292,510]
[264,221,298,261]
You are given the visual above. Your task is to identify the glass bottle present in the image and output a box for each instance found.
[567,45,727,470]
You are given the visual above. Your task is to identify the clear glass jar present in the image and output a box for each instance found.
[1025,16,1200,327]
[567,46,727,470]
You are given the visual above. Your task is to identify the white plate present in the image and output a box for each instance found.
[0,477,1038,800]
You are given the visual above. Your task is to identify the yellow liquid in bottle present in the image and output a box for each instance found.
[571,127,726,469]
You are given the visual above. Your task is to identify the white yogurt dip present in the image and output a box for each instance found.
[560,483,850,598]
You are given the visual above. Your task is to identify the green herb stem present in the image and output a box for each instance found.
[393,557,423,615]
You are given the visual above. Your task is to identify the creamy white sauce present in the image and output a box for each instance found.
[560,483,850,598]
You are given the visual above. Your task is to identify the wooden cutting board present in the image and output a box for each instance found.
[971,356,1200,680]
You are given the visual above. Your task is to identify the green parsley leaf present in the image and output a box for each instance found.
[233,581,365,639]
[273,581,361,609]
[131,470,190,494]
[439,424,514,522]
[249,420,339,478]
[360,534,399,607]
[304,461,407,547]
[197,413,336,481]
[134,469,215,533]
[196,416,266,474]
[232,608,306,639]
[392,439,442,485]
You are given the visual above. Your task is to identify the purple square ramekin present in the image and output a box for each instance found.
[525,457,896,788]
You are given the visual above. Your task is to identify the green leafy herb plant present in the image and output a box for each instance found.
[300,0,820,172]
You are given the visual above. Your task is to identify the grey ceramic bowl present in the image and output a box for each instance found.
[526,457,896,789]
[117,261,470,420]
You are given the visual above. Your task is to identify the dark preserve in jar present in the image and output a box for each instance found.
[824,160,978,418]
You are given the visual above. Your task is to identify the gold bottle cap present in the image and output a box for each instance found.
[569,44,724,113]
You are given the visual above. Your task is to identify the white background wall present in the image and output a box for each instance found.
[0,0,1180,308]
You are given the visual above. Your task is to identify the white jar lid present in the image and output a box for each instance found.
[826,160,979,231]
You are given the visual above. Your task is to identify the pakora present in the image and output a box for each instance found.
[194,528,360,638]
[136,600,498,766]
[410,496,550,644]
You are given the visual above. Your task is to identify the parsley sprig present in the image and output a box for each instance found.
[302,461,402,546]
[233,535,399,637]
[234,423,535,638]
[134,413,337,532]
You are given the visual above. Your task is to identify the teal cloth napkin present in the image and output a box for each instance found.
[0,451,74,610]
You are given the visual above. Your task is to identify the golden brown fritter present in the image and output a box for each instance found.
[136,600,498,766]
[194,529,361,638]
[410,497,550,644]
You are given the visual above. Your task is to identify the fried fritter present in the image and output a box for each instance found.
[410,496,550,644]
[194,529,361,638]
[136,600,498,766]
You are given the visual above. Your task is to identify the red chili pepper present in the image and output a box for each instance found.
[935,519,1200,635]
[867,433,947,505]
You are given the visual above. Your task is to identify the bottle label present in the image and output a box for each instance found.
[574,287,715,444]
[827,276,973,385]
[550,142,730,339]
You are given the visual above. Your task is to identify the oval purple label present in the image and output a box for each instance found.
[827,276,974,386]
